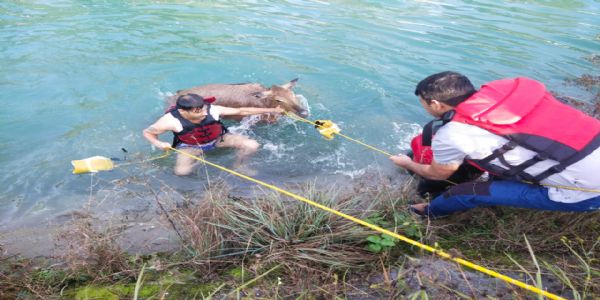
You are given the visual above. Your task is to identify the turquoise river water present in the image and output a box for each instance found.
[1,1,599,226]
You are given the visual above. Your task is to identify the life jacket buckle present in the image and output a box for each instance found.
[534,153,548,161]
[549,164,566,173]
[502,141,518,151]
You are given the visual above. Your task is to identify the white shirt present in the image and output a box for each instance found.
[208,105,223,121]
[433,122,600,203]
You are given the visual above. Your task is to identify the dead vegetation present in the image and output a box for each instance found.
[558,71,600,118]
[1,174,599,299]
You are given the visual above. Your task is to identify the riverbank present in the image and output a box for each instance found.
[1,172,598,299]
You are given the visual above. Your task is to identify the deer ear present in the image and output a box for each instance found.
[281,78,298,90]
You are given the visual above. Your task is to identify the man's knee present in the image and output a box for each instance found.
[242,139,260,153]
[174,165,194,176]
[443,181,492,198]
[174,160,197,176]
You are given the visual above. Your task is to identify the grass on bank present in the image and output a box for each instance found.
[1,176,599,299]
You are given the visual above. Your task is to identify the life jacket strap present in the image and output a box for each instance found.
[476,140,518,166]
[533,165,567,183]
[500,153,548,182]
[422,110,455,147]
[421,120,436,147]
[532,132,600,182]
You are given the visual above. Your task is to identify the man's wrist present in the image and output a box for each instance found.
[401,158,415,171]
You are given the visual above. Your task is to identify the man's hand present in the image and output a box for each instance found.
[389,154,413,169]
[156,141,172,151]
[391,153,460,180]
[143,123,173,152]
[272,106,285,114]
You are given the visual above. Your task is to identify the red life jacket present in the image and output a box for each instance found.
[410,134,433,164]
[422,77,600,183]
[169,104,228,147]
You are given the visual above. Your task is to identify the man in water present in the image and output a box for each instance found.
[143,93,284,175]
[390,71,600,217]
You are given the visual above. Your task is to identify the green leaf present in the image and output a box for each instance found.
[380,239,395,247]
[367,243,382,253]
[394,213,408,223]
[381,234,394,241]
[366,235,382,243]
[406,227,421,238]
[365,213,384,225]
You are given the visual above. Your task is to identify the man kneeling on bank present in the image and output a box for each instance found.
[143,94,284,176]
[390,71,600,217]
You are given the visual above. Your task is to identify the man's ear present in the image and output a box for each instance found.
[429,99,443,110]
[430,99,452,111]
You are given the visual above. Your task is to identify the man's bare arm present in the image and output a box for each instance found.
[389,154,460,180]
[142,116,176,150]
[144,126,162,135]
[217,106,284,116]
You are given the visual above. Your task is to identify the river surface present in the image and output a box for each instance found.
[1,1,599,226]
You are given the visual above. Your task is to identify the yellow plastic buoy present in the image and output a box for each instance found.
[71,156,115,174]
[314,120,341,140]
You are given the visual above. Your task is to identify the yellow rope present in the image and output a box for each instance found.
[335,132,392,156]
[286,112,393,156]
[285,112,461,185]
[523,180,600,193]
[285,112,600,193]
[285,111,317,125]
[115,151,172,168]
[168,146,565,300]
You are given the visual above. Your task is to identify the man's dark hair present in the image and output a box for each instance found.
[176,94,205,110]
[414,71,476,106]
